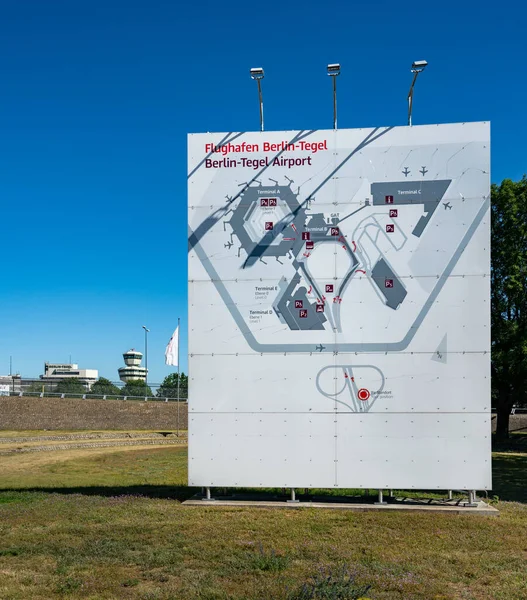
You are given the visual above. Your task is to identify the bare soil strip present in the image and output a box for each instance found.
[0,438,186,456]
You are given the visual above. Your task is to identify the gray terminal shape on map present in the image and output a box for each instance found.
[299,213,359,297]
[274,273,327,331]
[371,258,407,309]
[371,180,451,237]
[273,212,359,331]
[229,183,307,267]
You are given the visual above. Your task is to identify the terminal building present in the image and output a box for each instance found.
[118,349,147,383]
[0,363,98,394]
[40,363,98,389]
[0,375,21,395]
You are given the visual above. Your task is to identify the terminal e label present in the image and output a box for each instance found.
[255,285,277,300]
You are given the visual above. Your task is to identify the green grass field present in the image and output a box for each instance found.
[0,433,526,599]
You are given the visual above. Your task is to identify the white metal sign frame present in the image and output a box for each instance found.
[188,122,491,491]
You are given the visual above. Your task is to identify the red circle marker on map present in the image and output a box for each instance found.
[357,388,370,401]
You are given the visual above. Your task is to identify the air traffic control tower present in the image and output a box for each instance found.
[118,349,147,383]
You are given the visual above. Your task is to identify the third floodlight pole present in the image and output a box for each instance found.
[327,64,341,130]
[407,60,428,126]
[250,68,265,132]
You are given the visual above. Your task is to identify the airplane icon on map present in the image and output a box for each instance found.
[443,202,452,210]
[224,241,233,249]
[316,344,326,352]
[402,167,410,177]
[420,166,428,176]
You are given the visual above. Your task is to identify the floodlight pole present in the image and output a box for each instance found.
[407,71,419,126]
[257,78,264,132]
[407,61,427,126]
[250,68,265,132]
[327,64,341,130]
[142,325,150,393]
[333,75,337,129]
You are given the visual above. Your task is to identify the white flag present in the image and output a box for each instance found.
[165,326,179,366]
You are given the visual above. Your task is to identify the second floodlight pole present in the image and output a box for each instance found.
[407,60,428,126]
[250,68,265,132]
[142,325,150,393]
[327,64,341,130]
[333,75,337,129]
[257,78,264,132]
[407,72,418,126]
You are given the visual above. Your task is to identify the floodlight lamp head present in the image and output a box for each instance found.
[250,67,264,80]
[327,63,341,76]
[411,60,428,73]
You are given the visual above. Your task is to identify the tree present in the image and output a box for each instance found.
[491,177,527,438]
[55,377,87,395]
[156,373,188,399]
[89,377,121,397]
[25,381,49,393]
[120,379,153,398]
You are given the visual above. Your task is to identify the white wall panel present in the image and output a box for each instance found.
[336,414,491,490]
[189,413,336,488]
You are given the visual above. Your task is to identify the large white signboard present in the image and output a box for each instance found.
[188,122,491,491]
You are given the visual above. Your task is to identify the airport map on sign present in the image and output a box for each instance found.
[188,123,490,414]
[217,172,452,338]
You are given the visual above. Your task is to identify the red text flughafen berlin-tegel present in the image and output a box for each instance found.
[203,139,329,170]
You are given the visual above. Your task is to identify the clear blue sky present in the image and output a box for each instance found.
[0,0,524,384]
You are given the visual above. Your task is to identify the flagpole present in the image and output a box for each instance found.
[177,317,180,437]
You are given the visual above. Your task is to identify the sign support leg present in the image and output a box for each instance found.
[287,488,299,503]
[375,489,387,505]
